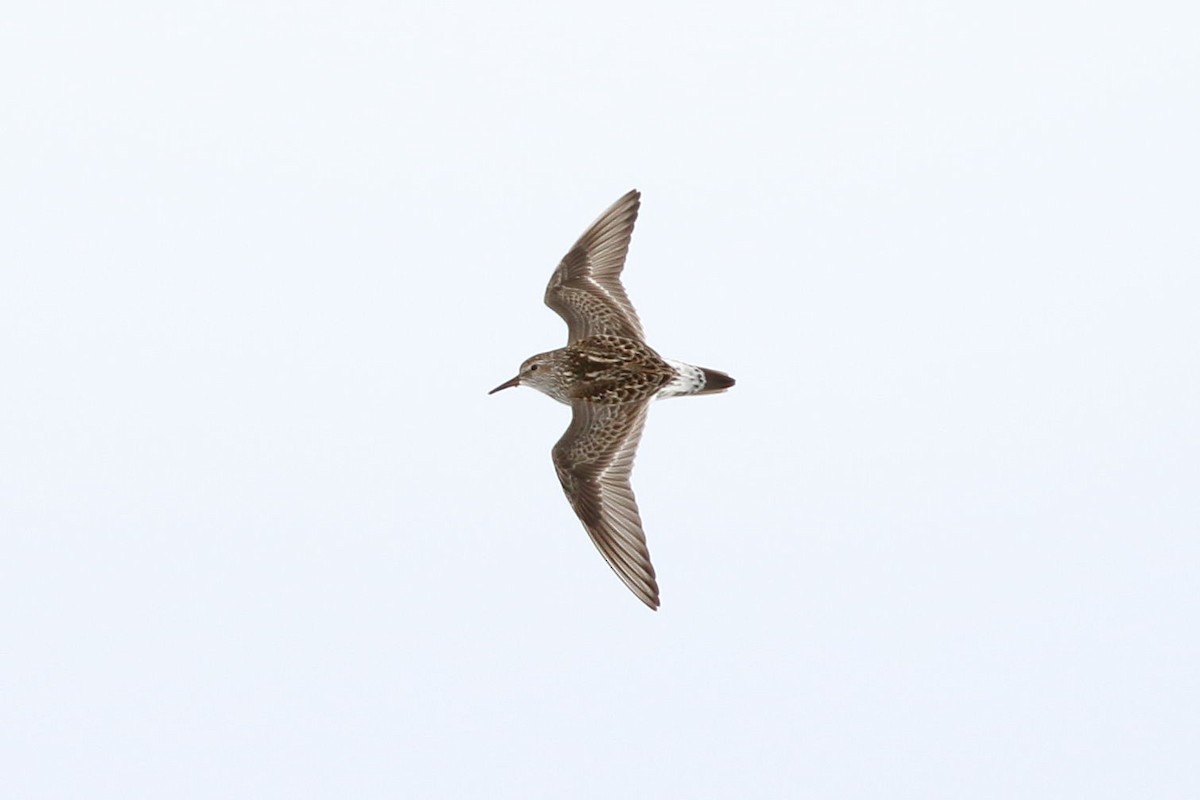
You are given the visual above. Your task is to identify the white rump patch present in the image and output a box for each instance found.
[658,360,707,399]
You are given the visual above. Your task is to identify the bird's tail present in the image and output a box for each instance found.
[697,367,735,394]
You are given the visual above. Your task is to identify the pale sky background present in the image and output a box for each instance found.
[2,2,1198,798]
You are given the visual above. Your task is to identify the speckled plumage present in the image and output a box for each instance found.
[489,190,735,610]
[516,335,675,406]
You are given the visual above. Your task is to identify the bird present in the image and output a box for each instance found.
[489,189,734,609]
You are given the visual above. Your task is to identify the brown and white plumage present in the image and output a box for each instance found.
[544,189,646,344]
[552,402,658,608]
[490,189,734,610]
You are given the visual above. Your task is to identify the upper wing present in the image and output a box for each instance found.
[552,400,659,609]
[544,189,646,344]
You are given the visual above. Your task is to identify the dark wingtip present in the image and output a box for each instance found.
[700,368,736,393]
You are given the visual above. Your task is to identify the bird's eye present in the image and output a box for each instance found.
[529,364,539,372]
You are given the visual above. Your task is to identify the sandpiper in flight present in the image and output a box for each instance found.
[489,189,735,610]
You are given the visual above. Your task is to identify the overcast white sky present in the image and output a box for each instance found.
[3,1,1198,798]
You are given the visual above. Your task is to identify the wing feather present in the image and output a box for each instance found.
[544,190,646,344]
[552,401,659,609]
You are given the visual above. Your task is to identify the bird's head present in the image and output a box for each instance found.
[489,352,566,401]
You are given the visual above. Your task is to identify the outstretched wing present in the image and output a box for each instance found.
[545,189,646,344]
[552,400,659,609]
